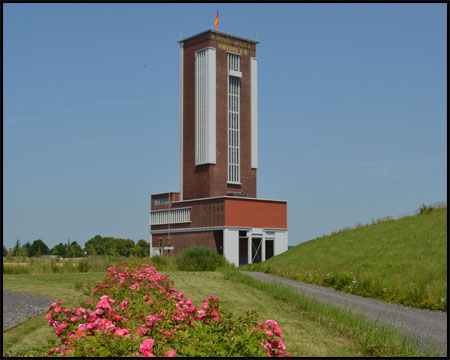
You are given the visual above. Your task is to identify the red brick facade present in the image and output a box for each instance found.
[182,31,257,200]
[151,230,222,258]
[150,195,287,255]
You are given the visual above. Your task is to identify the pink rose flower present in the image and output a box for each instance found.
[140,338,154,353]
[54,306,62,313]
[114,328,129,336]
[129,283,140,290]
[274,325,282,337]
[166,349,176,357]
[266,320,278,327]
[277,339,286,351]
[120,300,128,310]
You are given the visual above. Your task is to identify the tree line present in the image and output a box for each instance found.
[3,235,150,258]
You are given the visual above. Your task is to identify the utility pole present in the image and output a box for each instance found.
[149,196,152,257]
[167,192,171,257]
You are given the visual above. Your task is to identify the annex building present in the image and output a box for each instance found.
[150,29,288,266]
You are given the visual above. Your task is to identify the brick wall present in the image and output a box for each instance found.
[151,196,287,232]
[182,30,257,200]
[151,230,222,257]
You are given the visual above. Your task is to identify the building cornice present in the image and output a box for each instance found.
[151,226,288,235]
[178,29,259,45]
[171,196,287,204]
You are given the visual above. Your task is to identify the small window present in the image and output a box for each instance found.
[228,53,240,72]
[155,198,169,206]
[239,230,247,237]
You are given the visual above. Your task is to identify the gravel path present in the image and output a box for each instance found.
[242,271,447,356]
[3,291,58,332]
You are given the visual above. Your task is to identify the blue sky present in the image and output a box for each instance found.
[3,3,447,249]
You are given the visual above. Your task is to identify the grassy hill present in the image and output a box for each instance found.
[242,206,447,311]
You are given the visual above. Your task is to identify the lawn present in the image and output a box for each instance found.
[3,268,431,357]
[242,207,447,311]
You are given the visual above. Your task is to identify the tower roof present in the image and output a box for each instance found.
[178,29,259,44]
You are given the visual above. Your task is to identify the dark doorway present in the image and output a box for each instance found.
[239,238,248,266]
[265,240,274,260]
[214,231,223,255]
[252,237,262,263]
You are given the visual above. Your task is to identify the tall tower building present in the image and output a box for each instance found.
[150,30,288,265]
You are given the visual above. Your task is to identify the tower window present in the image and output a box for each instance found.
[228,53,240,72]
[228,53,240,183]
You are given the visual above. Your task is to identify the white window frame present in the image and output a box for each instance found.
[150,207,192,225]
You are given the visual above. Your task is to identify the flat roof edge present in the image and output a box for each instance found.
[171,196,287,204]
[151,192,180,197]
[178,29,259,44]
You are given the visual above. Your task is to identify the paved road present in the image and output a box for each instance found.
[242,271,447,356]
[3,291,57,332]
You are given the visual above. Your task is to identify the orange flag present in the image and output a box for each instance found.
[214,10,219,30]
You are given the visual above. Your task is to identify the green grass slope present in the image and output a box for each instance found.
[242,207,447,311]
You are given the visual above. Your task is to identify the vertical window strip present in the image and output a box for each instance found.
[228,70,240,183]
[228,53,240,72]
[195,52,199,164]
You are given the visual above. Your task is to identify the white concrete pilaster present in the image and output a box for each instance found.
[223,228,239,266]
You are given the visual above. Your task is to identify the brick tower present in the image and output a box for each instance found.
[150,30,288,266]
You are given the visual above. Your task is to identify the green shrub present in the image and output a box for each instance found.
[175,246,226,271]
[323,272,337,287]
[419,204,434,215]
[336,271,354,290]
[150,255,170,269]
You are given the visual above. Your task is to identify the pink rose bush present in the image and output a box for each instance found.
[44,263,290,357]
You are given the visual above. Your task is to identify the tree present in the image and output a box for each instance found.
[29,239,50,257]
[69,242,84,258]
[12,239,21,257]
[85,235,139,257]
[3,244,8,257]
[114,238,135,257]
[51,243,67,257]
[21,242,31,257]
[135,239,150,257]
[85,235,106,256]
